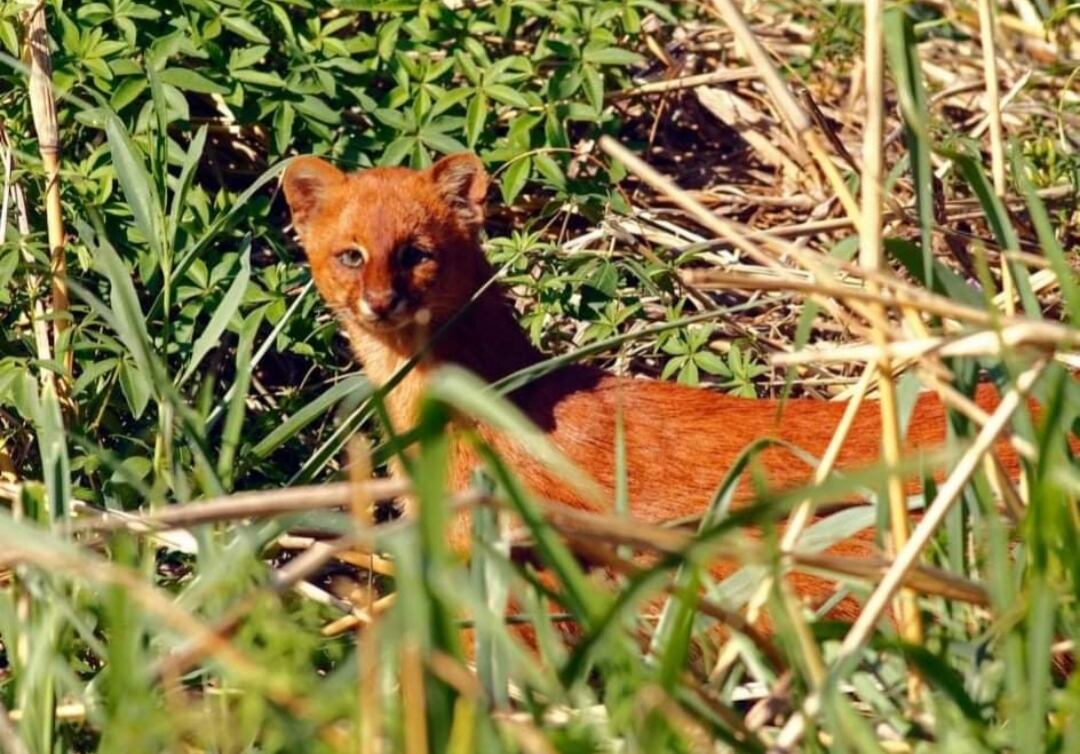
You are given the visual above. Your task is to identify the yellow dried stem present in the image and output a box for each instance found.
[860,0,924,696]
[23,3,71,388]
[977,0,1016,316]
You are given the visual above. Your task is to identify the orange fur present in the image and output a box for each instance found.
[283,153,1044,623]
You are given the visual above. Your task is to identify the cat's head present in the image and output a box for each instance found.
[283,153,489,335]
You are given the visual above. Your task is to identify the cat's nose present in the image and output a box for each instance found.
[359,290,404,321]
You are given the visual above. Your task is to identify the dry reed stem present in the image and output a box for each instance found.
[780,365,878,550]
[71,478,408,533]
[6,704,85,724]
[400,640,429,754]
[610,67,758,99]
[23,2,71,387]
[323,594,396,637]
[276,535,395,576]
[771,362,1044,751]
[978,0,1008,196]
[915,366,1037,460]
[976,0,1016,319]
[860,0,923,671]
[358,615,382,754]
[771,321,1078,365]
[684,270,993,327]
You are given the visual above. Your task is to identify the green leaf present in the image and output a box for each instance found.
[583,46,644,66]
[295,95,341,124]
[485,83,530,109]
[73,222,166,408]
[582,64,604,111]
[947,148,1040,316]
[230,44,270,70]
[118,359,152,420]
[421,130,467,155]
[1011,144,1080,324]
[167,125,208,251]
[883,7,934,285]
[465,93,488,148]
[159,67,228,94]
[232,69,287,88]
[106,114,163,263]
[221,15,271,44]
[500,156,531,205]
[273,103,295,157]
[533,153,566,191]
[217,312,261,489]
[693,350,730,376]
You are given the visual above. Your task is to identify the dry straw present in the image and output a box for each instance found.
[23,2,70,389]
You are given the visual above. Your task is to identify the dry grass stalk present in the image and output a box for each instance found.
[323,594,396,637]
[772,361,1045,750]
[915,366,1037,460]
[23,2,71,388]
[545,502,990,606]
[357,615,383,754]
[400,640,430,754]
[863,0,924,693]
[978,0,1008,196]
[71,478,408,533]
[611,67,758,99]
[780,365,878,550]
[275,535,395,576]
[684,269,989,326]
[976,0,1016,318]
[771,321,1079,365]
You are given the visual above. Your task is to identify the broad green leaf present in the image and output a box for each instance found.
[221,14,271,44]
[159,67,228,94]
[500,156,531,205]
[106,114,163,262]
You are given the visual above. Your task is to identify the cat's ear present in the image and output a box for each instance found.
[282,156,346,239]
[428,153,489,231]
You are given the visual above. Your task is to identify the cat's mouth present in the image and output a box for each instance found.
[348,303,433,334]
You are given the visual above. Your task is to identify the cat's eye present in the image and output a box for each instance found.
[336,248,366,269]
[399,245,433,267]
